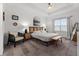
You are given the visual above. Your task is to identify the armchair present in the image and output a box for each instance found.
[7,32,24,47]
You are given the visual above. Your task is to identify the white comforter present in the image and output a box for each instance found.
[31,31,59,42]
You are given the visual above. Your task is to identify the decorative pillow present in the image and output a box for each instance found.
[18,32,24,37]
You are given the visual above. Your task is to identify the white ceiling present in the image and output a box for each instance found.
[4,3,79,16]
[24,3,79,14]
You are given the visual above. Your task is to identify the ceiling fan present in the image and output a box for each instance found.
[48,3,53,9]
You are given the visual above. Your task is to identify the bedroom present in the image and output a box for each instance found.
[2,3,79,56]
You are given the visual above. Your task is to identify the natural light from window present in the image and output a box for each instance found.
[54,18,67,32]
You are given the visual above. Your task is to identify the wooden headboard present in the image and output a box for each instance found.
[29,26,43,33]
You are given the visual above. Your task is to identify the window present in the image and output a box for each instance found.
[54,18,67,32]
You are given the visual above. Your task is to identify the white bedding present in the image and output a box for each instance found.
[31,31,59,42]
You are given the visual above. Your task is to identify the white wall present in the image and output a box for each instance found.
[0,3,3,55]
[3,3,79,44]
[46,5,79,38]
[3,4,47,32]
[3,3,47,44]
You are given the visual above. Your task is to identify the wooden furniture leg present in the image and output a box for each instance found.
[14,42,16,47]
[55,39,59,47]
[7,40,9,46]
[61,38,62,43]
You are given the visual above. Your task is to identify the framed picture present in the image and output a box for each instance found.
[12,15,19,20]
[13,22,18,26]
[3,12,5,21]
[33,16,40,26]
[33,19,40,26]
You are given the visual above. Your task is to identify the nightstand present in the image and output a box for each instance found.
[24,33,31,40]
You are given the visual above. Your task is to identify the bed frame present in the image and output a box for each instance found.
[29,26,55,46]
[29,26,43,33]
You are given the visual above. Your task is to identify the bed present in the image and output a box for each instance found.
[29,26,59,46]
[31,31,59,42]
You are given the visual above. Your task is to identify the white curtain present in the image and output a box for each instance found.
[54,17,70,38]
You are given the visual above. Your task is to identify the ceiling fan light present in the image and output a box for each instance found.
[48,3,52,9]
[48,6,52,9]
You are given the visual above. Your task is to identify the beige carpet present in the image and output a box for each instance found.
[3,39,77,56]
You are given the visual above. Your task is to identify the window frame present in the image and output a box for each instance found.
[54,18,67,32]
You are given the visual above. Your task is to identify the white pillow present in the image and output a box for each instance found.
[32,31,41,35]
[41,31,46,33]
[33,31,41,33]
